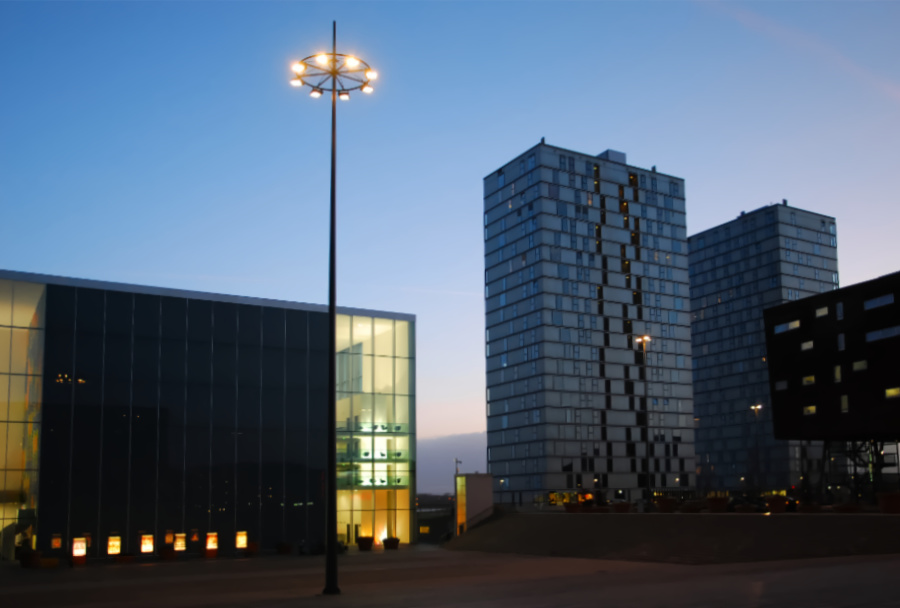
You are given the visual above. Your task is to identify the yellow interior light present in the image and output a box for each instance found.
[315,54,328,66]
[72,537,87,557]
[174,533,186,551]
[107,536,121,555]
[206,532,218,550]
[140,534,154,553]
[366,70,378,80]
[291,61,306,74]
[345,56,360,68]
[236,531,248,549]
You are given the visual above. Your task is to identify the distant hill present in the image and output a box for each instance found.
[416,432,487,494]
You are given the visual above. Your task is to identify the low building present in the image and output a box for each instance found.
[0,269,415,561]
[764,270,900,498]
[764,270,900,441]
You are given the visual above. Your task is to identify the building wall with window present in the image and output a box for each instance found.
[764,270,900,441]
[688,203,838,493]
[0,270,415,561]
[484,142,695,505]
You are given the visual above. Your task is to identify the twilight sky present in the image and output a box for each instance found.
[2,1,899,442]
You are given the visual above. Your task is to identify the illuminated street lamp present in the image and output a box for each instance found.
[751,404,763,494]
[288,22,377,597]
[634,335,652,503]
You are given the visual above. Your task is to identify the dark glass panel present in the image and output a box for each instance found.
[160,340,186,387]
[308,312,328,353]
[158,383,185,536]
[186,340,211,394]
[212,343,236,390]
[130,389,158,539]
[238,345,260,391]
[75,288,105,335]
[237,305,261,346]
[261,349,284,390]
[99,304,133,551]
[258,380,284,547]
[45,284,77,331]
[160,297,187,341]
[213,302,237,345]
[105,292,132,337]
[260,425,284,548]
[237,366,260,429]
[285,310,308,350]
[69,330,104,556]
[285,349,307,392]
[235,425,260,545]
[187,300,212,343]
[261,308,285,349]
[37,289,74,552]
[133,294,160,339]
[133,337,159,383]
[209,387,234,547]
[184,383,211,540]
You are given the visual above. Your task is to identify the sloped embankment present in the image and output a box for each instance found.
[445,512,900,564]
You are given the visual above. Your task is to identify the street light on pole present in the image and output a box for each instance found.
[751,404,763,495]
[635,335,652,503]
[288,22,377,596]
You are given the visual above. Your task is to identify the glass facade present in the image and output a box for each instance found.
[335,315,415,545]
[0,271,415,560]
[484,144,695,505]
[0,279,45,560]
[688,204,838,492]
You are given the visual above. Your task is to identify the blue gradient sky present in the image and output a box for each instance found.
[2,1,898,440]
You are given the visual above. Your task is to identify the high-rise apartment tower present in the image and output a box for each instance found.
[688,202,838,493]
[484,142,695,505]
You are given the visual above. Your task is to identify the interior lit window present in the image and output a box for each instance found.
[802,375,815,386]
[174,534,186,552]
[141,534,154,554]
[887,388,900,399]
[107,536,121,555]
[815,307,828,317]
[803,405,817,416]
[834,365,842,383]
[800,341,813,351]
[774,320,801,334]
[72,537,87,557]
[164,530,174,544]
[51,535,62,549]
[206,532,218,550]
[235,531,247,549]
[852,360,868,371]
[841,395,849,413]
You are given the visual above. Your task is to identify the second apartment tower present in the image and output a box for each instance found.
[484,142,695,505]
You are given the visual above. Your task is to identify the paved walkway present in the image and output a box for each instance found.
[3,546,900,607]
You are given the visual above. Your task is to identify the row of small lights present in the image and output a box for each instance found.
[289,55,378,99]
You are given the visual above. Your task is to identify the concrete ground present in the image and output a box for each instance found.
[3,546,900,607]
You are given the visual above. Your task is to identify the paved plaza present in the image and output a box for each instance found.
[3,546,900,608]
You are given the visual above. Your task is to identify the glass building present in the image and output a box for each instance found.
[0,269,415,561]
[484,142,695,505]
[688,202,837,493]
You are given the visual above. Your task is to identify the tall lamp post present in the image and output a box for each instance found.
[751,404,763,495]
[288,22,377,596]
[635,335,652,504]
